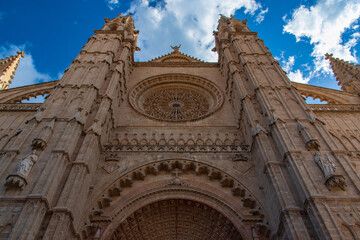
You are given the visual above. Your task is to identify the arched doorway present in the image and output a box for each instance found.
[84,159,270,239]
[109,198,242,240]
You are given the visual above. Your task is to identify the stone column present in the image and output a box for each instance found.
[1,14,138,239]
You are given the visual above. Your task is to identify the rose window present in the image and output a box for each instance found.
[129,74,223,122]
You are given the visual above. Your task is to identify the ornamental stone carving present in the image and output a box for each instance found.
[314,152,346,191]
[143,87,209,121]
[17,150,38,177]
[129,74,224,121]
[4,150,38,190]
[108,199,242,240]
[314,152,335,179]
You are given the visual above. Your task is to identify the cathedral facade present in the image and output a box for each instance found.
[0,14,360,240]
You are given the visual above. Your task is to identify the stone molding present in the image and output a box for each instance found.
[309,104,360,112]
[293,82,360,104]
[100,189,253,240]
[89,185,268,240]
[1,103,359,113]
[134,62,218,67]
[0,103,41,111]
[107,198,241,240]
[90,159,264,227]
[104,144,248,153]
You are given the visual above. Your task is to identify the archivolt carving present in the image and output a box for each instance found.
[108,198,243,240]
[129,74,224,121]
[89,159,265,228]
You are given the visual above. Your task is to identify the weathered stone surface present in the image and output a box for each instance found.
[0,14,359,240]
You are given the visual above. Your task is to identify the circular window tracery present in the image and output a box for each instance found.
[129,74,224,122]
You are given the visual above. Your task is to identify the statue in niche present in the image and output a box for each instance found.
[314,152,346,191]
[5,150,39,190]
[314,152,335,178]
[17,150,38,177]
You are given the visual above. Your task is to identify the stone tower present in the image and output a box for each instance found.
[0,14,360,240]
[0,51,25,90]
[325,53,360,95]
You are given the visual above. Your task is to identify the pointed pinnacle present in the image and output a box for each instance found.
[325,53,360,95]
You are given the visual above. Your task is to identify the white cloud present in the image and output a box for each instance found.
[281,55,295,72]
[288,70,310,84]
[106,0,120,10]
[125,0,267,62]
[283,0,360,74]
[0,44,52,88]
[279,54,310,84]
[256,8,268,23]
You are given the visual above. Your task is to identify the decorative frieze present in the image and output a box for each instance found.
[309,104,360,112]
[104,144,248,153]
[0,103,41,111]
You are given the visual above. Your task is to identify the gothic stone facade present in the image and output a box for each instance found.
[0,15,360,240]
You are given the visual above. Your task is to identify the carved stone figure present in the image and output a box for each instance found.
[4,150,39,190]
[314,152,335,179]
[170,44,181,52]
[0,13,360,240]
[314,152,347,191]
[17,150,38,177]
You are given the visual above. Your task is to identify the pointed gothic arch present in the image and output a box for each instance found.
[83,158,270,239]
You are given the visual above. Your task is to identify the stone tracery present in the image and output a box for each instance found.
[129,74,224,121]
[143,87,210,121]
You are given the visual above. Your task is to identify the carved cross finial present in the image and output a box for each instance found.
[163,168,190,187]
[16,50,25,58]
[172,168,182,178]
[171,44,181,53]
[324,53,333,60]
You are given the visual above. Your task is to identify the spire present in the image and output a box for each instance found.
[325,53,360,95]
[100,14,140,52]
[0,51,25,90]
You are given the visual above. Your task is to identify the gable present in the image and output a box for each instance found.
[148,45,204,63]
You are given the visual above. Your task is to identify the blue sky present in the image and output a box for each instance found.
[1,0,359,103]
